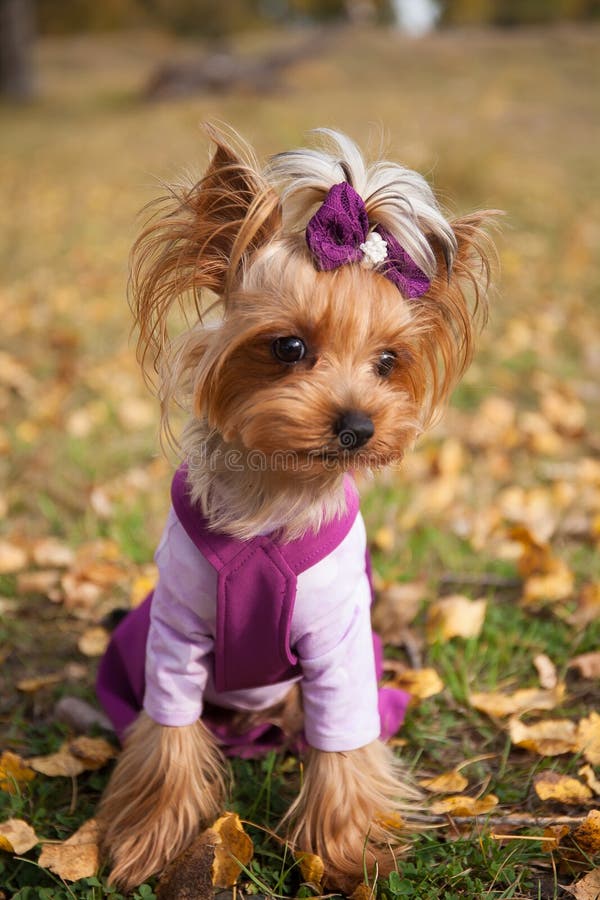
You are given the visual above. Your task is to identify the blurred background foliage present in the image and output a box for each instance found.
[31,0,600,35]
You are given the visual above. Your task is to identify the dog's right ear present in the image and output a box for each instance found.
[130,124,281,372]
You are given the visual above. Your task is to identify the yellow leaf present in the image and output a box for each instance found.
[523,561,575,605]
[419,771,469,794]
[509,717,578,756]
[296,852,325,885]
[576,712,600,765]
[571,810,600,854]
[542,823,571,852]
[77,626,110,657]
[431,794,498,816]
[509,525,575,604]
[350,884,376,900]
[38,819,99,882]
[372,527,395,553]
[209,812,253,888]
[0,751,36,793]
[533,772,592,804]
[578,765,600,796]
[426,595,486,642]
[470,685,564,718]
[16,673,62,693]
[388,667,444,700]
[375,811,404,829]
[130,569,157,608]
[0,818,39,854]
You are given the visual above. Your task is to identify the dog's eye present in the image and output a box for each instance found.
[376,350,397,377]
[271,336,306,364]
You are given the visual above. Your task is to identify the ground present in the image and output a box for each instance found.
[0,22,599,900]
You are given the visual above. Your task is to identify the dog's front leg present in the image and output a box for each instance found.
[98,712,227,891]
[285,739,420,891]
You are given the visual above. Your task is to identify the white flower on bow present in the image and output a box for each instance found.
[359,231,389,269]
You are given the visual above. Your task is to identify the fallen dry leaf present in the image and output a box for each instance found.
[28,737,116,777]
[0,818,39,854]
[534,772,593,804]
[571,810,600,854]
[523,560,575,605]
[568,583,600,628]
[0,539,27,574]
[296,851,325,885]
[509,717,578,756]
[16,569,61,596]
[534,653,558,689]
[31,537,74,568]
[372,526,395,553]
[16,673,63,693]
[372,579,424,642]
[77,626,110,657]
[350,884,376,900]
[28,746,87,778]
[576,712,600,765]
[569,652,600,679]
[579,766,600,796]
[563,867,600,900]
[68,736,117,769]
[419,770,469,794]
[426,595,487,642]
[130,568,157,608]
[431,794,498,816]
[540,387,586,438]
[38,819,99,881]
[510,525,575,604]
[388,667,444,700]
[542,823,571,851]
[209,811,253,888]
[470,684,565,718]
[0,751,36,793]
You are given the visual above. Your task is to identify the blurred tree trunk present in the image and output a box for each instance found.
[0,0,35,100]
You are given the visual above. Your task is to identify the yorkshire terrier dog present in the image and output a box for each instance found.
[96,124,492,891]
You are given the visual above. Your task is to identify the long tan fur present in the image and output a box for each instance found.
[285,741,422,892]
[98,713,228,891]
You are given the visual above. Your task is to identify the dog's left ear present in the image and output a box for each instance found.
[130,124,281,372]
[412,209,499,423]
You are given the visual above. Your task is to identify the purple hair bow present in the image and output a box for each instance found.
[305,182,431,299]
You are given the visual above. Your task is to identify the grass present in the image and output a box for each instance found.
[1,19,599,900]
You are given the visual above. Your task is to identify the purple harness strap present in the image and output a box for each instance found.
[170,466,359,692]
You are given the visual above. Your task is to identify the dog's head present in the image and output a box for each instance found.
[132,125,493,485]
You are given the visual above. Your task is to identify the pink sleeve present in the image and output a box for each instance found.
[293,515,381,752]
[143,508,217,727]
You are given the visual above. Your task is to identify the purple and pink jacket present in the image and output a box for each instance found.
[96,466,409,754]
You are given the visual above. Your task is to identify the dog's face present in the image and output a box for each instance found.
[193,253,427,479]
[131,126,491,490]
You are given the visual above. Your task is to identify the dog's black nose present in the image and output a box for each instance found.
[335,411,375,450]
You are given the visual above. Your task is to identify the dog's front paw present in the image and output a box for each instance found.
[98,713,227,890]
[285,741,421,890]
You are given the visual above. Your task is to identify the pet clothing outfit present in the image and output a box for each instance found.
[97,465,409,755]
